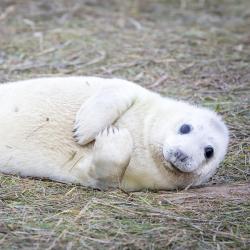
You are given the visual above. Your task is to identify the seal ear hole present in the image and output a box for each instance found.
[204,146,214,159]
[179,124,192,134]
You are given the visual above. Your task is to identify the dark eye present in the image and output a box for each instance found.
[204,146,214,159]
[179,124,192,134]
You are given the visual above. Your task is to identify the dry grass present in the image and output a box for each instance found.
[0,0,249,249]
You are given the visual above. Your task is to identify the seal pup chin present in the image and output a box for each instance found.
[0,76,229,191]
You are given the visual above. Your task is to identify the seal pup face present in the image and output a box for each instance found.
[163,110,228,173]
[150,99,229,186]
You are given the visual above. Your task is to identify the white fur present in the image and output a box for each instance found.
[0,77,229,191]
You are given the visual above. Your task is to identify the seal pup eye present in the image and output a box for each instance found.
[179,124,192,134]
[204,146,214,159]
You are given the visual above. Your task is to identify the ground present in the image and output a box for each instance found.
[0,0,249,249]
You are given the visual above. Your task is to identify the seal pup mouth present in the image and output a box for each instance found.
[162,149,193,173]
[165,161,186,173]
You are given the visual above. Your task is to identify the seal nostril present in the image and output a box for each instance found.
[179,155,188,162]
[174,150,188,162]
[174,150,181,158]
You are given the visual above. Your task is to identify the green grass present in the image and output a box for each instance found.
[0,0,249,249]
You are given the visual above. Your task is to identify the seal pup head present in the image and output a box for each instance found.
[150,99,229,187]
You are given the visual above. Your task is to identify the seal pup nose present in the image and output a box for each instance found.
[174,150,188,162]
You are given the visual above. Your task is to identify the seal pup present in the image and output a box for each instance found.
[0,77,229,191]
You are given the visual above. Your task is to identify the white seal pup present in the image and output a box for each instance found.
[0,77,229,191]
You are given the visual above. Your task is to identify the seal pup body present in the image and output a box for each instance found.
[0,77,229,191]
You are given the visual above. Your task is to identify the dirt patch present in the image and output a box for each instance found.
[159,182,250,205]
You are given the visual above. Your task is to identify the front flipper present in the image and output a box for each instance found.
[89,126,133,188]
[73,82,139,145]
